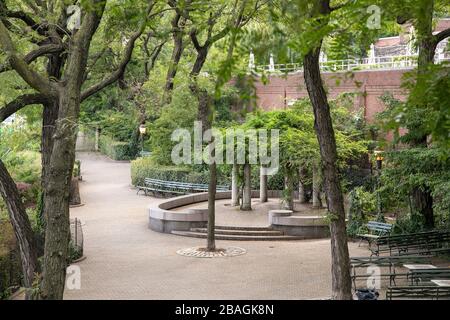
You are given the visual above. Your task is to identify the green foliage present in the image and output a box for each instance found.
[68,241,83,263]
[131,157,230,187]
[99,135,136,161]
[346,186,377,237]
[379,147,450,226]
[0,220,21,299]
[0,123,42,214]
[377,68,449,152]
[149,86,198,165]
[99,110,139,142]
[392,213,428,235]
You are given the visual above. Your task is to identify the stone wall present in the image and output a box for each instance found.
[253,68,409,139]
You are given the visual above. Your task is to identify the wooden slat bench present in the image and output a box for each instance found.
[350,255,433,289]
[386,286,450,300]
[137,178,229,196]
[370,230,450,257]
[357,221,393,246]
[409,268,450,285]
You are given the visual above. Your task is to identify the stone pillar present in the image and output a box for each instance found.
[312,163,322,208]
[95,127,99,152]
[260,166,268,203]
[231,163,240,207]
[283,175,294,210]
[241,163,252,211]
[298,167,306,203]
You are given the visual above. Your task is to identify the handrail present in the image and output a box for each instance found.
[253,55,450,74]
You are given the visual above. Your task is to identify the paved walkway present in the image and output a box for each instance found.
[64,152,367,300]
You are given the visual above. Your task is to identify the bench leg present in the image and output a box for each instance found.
[358,237,363,247]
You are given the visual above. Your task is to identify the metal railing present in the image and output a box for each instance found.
[254,55,450,74]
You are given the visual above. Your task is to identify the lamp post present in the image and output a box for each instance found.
[374,150,384,221]
[139,124,146,155]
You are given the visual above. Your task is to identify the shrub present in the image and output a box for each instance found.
[392,213,426,235]
[346,187,376,237]
[131,157,230,186]
[99,135,136,160]
[148,86,198,165]
[0,220,21,299]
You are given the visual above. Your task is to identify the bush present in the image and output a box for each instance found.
[131,157,230,186]
[392,213,427,235]
[346,187,377,237]
[0,220,21,299]
[148,86,198,165]
[99,135,137,160]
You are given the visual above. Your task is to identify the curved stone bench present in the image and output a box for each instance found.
[269,210,329,239]
[149,190,318,236]
[149,191,232,233]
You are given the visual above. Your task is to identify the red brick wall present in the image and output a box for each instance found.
[254,69,409,124]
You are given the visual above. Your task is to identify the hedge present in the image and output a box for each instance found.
[99,135,135,161]
[130,156,290,190]
[131,157,230,186]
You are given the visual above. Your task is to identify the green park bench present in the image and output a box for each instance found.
[408,268,450,286]
[357,221,393,246]
[137,178,229,196]
[386,286,450,300]
[370,230,450,257]
[350,255,433,289]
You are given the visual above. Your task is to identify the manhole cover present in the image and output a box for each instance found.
[176,246,247,258]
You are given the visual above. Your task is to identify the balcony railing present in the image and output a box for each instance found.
[253,55,450,74]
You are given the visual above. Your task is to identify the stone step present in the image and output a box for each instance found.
[214,225,273,231]
[171,230,305,241]
[190,228,284,236]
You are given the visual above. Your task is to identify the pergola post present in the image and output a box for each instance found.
[260,166,268,203]
[298,167,306,203]
[231,163,240,207]
[312,162,322,208]
[283,175,294,210]
[241,163,252,211]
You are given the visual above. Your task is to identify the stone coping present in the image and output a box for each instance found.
[149,190,291,222]
[268,209,328,227]
[272,215,328,227]
[149,192,229,222]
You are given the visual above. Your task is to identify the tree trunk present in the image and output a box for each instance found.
[69,178,81,206]
[0,160,38,296]
[40,6,105,299]
[298,167,306,204]
[409,0,436,227]
[41,48,64,227]
[260,166,268,203]
[283,175,294,211]
[411,187,434,228]
[162,14,185,105]
[304,46,352,300]
[40,101,59,226]
[207,162,217,251]
[241,163,252,211]
[312,162,322,208]
[416,0,436,72]
[231,163,240,206]
[40,93,78,299]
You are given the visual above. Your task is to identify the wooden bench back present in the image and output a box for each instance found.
[386,286,450,300]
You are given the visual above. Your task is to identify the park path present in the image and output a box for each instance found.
[64,152,367,300]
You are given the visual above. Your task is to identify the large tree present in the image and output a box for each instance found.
[378,0,450,227]
[0,0,162,299]
[269,0,377,299]
[183,0,264,251]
